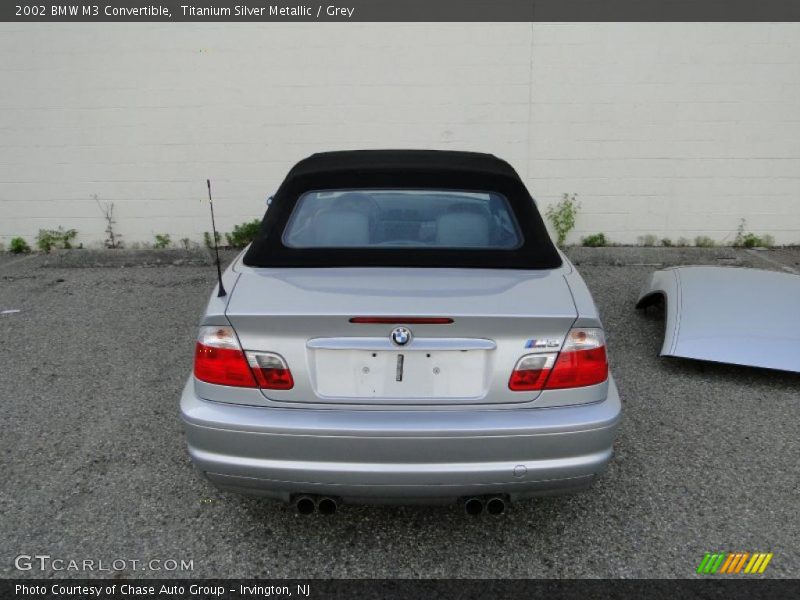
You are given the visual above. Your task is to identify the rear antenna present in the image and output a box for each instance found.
[206,179,226,297]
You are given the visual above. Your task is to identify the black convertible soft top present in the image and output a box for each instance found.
[243,150,562,269]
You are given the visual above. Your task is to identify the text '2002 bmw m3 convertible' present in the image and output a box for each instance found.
[180,150,621,514]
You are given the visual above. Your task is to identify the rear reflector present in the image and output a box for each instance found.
[194,326,257,388]
[246,351,294,390]
[508,353,557,391]
[193,326,294,390]
[349,317,453,324]
[509,328,608,391]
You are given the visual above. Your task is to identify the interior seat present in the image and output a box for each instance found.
[311,209,370,246]
[435,211,490,247]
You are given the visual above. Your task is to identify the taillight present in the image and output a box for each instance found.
[246,351,294,390]
[193,326,294,390]
[509,328,608,391]
[194,326,257,388]
[545,328,608,389]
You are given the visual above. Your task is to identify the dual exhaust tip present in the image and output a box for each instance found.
[464,496,507,516]
[293,494,338,515]
[293,494,506,515]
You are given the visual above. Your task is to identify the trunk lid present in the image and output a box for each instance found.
[226,267,577,405]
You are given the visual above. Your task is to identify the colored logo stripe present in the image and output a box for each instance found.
[719,553,737,573]
[733,552,750,573]
[698,552,773,575]
[745,553,773,574]
[719,552,747,573]
[697,553,726,574]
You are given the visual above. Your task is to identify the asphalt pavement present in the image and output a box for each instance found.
[1,247,798,579]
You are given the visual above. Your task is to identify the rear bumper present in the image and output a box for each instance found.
[180,377,621,504]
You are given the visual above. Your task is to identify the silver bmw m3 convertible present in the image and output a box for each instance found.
[180,150,620,514]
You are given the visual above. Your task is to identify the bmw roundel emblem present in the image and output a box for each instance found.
[390,326,412,346]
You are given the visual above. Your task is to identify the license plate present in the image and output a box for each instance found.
[312,349,488,399]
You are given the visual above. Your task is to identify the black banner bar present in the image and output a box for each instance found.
[4,579,800,600]
[3,0,800,22]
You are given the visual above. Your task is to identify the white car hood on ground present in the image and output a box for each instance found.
[637,266,800,373]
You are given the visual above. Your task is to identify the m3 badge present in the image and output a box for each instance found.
[525,338,561,349]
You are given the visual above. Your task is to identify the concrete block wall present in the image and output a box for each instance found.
[1,23,798,247]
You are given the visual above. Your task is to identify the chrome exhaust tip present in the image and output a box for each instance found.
[316,496,338,515]
[485,496,506,515]
[464,497,484,516]
[294,495,316,515]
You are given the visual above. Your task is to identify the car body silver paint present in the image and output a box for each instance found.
[181,244,620,502]
[560,250,604,329]
[223,255,582,407]
[180,376,620,503]
[637,266,800,373]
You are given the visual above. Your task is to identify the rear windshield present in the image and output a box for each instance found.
[282,189,522,249]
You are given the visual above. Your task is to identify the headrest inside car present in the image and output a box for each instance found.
[436,212,490,247]
[312,209,370,246]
